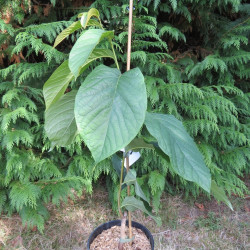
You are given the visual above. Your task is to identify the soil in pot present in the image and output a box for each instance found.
[90,225,151,250]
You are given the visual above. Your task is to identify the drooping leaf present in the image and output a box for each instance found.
[134,182,149,204]
[211,180,233,211]
[125,138,154,153]
[80,12,88,27]
[153,143,171,162]
[87,19,102,27]
[78,48,115,74]
[145,112,211,192]
[121,196,161,226]
[81,8,100,28]
[54,21,82,48]
[123,169,137,186]
[75,65,147,163]
[43,60,73,109]
[123,169,149,203]
[69,29,114,77]
[45,91,77,147]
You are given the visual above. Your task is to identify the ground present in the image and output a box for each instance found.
[0,185,249,250]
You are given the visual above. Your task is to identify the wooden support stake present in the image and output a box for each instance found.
[126,0,134,243]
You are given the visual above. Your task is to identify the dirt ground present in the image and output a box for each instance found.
[0,186,249,250]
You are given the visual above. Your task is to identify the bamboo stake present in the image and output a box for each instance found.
[126,0,134,243]
[126,0,134,71]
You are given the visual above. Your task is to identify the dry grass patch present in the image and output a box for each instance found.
[0,186,249,250]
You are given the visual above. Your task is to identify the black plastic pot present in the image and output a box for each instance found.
[87,220,154,250]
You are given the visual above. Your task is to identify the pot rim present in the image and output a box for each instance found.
[87,219,154,250]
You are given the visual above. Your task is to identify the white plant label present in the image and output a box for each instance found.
[120,149,141,167]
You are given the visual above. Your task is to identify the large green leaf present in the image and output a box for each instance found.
[45,91,77,147]
[211,180,233,210]
[43,60,73,109]
[69,29,114,77]
[121,196,161,226]
[43,49,114,110]
[75,65,147,163]
[54,21,82,48]
[145,112,211,192]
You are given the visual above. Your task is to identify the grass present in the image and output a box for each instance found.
[0,187,249,250]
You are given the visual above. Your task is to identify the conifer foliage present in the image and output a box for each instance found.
[0,0,107,231]
[92,0,249,206]
[0,0,249,230]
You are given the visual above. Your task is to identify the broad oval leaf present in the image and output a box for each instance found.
[75,65,147,163]
[145,112,211,192]
[45,91,77,147]
[69,29,114,77]
[54,21,82,48]
[43,60,73,109]
[121,196,161,226]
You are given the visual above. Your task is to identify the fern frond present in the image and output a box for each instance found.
[148,171,165,195]
[26,21,73,43]
[0,19,15,36]
[20,204,49,232]
[0,82,14,93]
[2,130,33,151]
[181,103,217,123]
[10,182,41,210]
[131,51,147,65]
[153,0,161,10]
[188,55,227,78]
[175,5,192,22]
[223,50,250,66]
[159,23,186,42]
[1,107,39,131]
[13,32,67,64]
[169,0,177,10]
[164,83,204,100]
[221,35,248,50]
[184,119,219,137]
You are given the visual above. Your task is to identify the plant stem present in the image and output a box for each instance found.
[111,40,120,70]
[126,155,133,242]
[118,156,125,218]
[118,211,127,250]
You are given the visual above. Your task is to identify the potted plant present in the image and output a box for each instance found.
[43,3,232,249]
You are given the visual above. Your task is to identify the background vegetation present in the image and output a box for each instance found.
[0,0,249,231]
